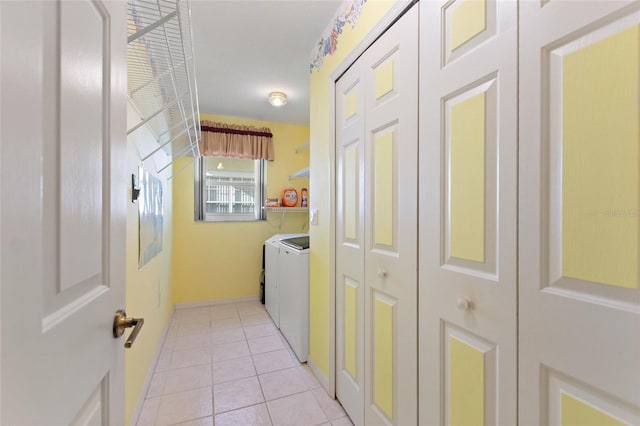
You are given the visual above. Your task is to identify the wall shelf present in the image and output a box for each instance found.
[295,140,310,153]
[265,207,309,213]
[288,167,310,180]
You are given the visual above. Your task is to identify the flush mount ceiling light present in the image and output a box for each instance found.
[268,91,287,107]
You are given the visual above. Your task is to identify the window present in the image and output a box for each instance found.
[195,156,266,221]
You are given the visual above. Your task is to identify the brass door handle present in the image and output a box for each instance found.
[113,309,144,348]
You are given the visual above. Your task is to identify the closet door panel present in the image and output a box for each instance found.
[444,78,498,277]
[336,58,366,426]
[519,1,640,424]
[363,5,418,426]
[445,325,497,426]
[371,127,397,250]
[419,0,517,425]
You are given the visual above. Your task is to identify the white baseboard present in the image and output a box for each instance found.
[174,295,259,310]
[129,309,175,426]
[307,357,331,397]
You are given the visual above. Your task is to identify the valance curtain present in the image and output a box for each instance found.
[199,120,274,161]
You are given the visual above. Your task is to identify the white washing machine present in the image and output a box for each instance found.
[278,236,310,362]
[264,233,307,328]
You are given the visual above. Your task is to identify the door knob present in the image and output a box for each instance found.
[378,268,388,278]
[456,297,473,311]
[113,310,144,348]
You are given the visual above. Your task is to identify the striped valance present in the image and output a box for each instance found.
[199,121,274,161]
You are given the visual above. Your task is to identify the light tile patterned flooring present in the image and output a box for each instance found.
[136,300,353,426]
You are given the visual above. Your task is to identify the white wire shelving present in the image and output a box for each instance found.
[127,0,201,178]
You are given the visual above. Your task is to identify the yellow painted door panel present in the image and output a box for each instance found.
[449,92,486,263]
[449,336,485,426]
[561,393,626,426]
[450,0,487,50]
[561,24,639,289]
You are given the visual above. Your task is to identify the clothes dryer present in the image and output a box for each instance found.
[278,236,310,362]
[264,233,307,328]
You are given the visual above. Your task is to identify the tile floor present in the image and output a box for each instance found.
[136,300,353,426]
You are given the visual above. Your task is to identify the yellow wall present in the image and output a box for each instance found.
[309,0,396,378]
[125,106,176,424]
[171,113,309,304]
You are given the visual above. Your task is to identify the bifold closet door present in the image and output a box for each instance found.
[519,1,640,424]
[418,1,517,425]
[336,4,418,426]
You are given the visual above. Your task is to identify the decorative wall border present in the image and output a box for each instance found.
[310,0,369,73]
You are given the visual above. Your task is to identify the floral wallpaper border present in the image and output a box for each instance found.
[310,0,368,73]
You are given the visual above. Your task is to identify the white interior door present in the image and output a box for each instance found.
[419,0,518,424]
[519,1,640,424]
[336,53,366,426]
[335,5,418,425]
[1,1,127,424]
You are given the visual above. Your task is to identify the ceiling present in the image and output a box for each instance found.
[190,0,343,126]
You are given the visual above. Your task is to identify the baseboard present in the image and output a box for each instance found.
[307,357,331,397]
[174,295,259,310]
[129,309,175,426]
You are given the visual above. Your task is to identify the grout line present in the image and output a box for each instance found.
[310,387,331,422]
[255,359,270,423]
[264,396,276,426]
[214,401,272,424]
[211,383,215,424]
[152,384,213,400]
[166,413,213,426]
[169,304,334,425]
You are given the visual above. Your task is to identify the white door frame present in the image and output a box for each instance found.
[327,0,415,398]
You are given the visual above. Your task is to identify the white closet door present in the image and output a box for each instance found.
[362,5,418,426]
[519,1,640,424]
[336,56,366,426]
[335,4,418,425]
[418,0,517,425]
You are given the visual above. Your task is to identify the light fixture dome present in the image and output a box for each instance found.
[268,91,287,107]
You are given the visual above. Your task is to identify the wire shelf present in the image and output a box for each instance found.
[127,0,201,176]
